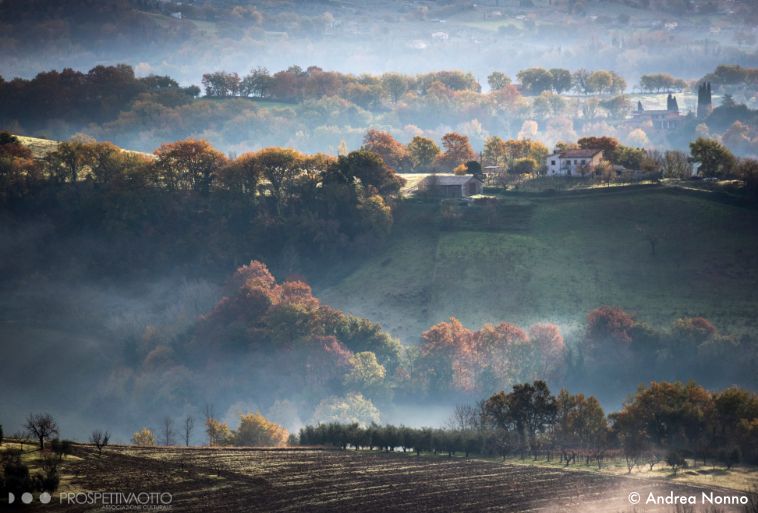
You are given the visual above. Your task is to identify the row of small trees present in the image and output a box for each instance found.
[200,65,633,102]
[129,410,289,448]
[514,68,626,96]
[299,380,758,470]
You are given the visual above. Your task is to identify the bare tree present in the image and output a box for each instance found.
[184,416,194,447]
[161,417,175,446]
[90,430,110,454]
[447,404,477,431]
[204,404,215,446]
[636,224,660,257]
[25,413,59,450]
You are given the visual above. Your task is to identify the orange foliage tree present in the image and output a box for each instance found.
[435,133,477,171]
[361,129,411,172]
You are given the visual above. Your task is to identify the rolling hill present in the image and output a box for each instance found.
[317,186,758,343]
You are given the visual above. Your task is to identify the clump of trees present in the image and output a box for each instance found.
[516,68,626,96]
[639,74,688,93]
[412,318,567,396]
[300,380,758,470]
[0,413,67,497]
[0,132,405,275]
[612,382,758,469]
[203,411,288,447]
[0,65,198,131]
[200,66,481,105]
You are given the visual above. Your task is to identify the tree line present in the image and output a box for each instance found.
[0,132,404,275]
[199,65,633,103]
[0,65,199,130]
[298,380,758,470]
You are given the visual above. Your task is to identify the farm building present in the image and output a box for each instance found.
[545,149,604,176]
[419,174,484,198]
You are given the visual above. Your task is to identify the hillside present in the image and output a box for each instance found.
[318,187,758,343]
[13,134,153,160]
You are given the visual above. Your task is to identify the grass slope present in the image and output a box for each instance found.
[318,187,758,343]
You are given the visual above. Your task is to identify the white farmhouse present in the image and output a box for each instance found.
[545,149,604,176]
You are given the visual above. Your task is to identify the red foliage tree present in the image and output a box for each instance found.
[417,317,474,392]
[361,129,411,172]
[586,306,636,344]
[528,323,567,380]
[435,132,477,171]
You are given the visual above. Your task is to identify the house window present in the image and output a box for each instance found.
[581,160,586,164]
[551,160,556,165]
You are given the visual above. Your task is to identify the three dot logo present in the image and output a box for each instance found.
[7,491,52,505]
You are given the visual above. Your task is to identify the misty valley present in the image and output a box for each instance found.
[1,0,758,512]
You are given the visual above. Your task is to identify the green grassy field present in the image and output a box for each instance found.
[318,187,758,343]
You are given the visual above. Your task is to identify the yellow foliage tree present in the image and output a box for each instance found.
[234,412,289,447]
[131,428,156,446]
[206,418,234,447]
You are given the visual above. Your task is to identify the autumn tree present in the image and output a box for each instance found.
[586,306,636,345]
[0,132,40,202]
[234,412,289,447]
[407,136,440,171]
[487,72,511,91]
[689,137,736,177]
[614,382,713,458]
[517,68,554,95]
[153,139,227,193]
[248,147,305,216]
[554,390,607,465]
[85,142,139,186]
[201,71,241,97]
[511,157,538,175]
[435,133,476,171]
[485,381,557,457]
[205,418,233,447]
[328,150,404,199]
[45,136,94,185]
[472,322,529,392]
[215,152,262,197]
[311,393,381,427]
[381,73,411,103]
[416,317,475,393]
[131,428,156,446]
[528,324,567,380]
[549,68,573,94]
[578,136,620,160]
[361,129,410,172]
[344,351,387,393]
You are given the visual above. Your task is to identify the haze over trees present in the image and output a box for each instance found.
[300,380,758,469]
[1,1,758,457]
